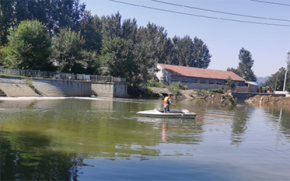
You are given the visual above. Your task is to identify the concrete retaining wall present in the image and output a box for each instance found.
[91,82,127,98]
[32,78,91,97]
[0,76,91,97]
[183,83,250,92]
[232,92,286,100]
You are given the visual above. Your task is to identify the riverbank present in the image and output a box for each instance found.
[245,95,290,107]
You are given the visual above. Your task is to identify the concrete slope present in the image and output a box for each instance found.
[0,77,40,97]
[32,79,91,97]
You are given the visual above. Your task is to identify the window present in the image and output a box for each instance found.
[182,78,188,83]
[217,81,223,85]
[209,80,215,84]
[200,79,206,84]
[172,78,179,82]
[192,79,198,83]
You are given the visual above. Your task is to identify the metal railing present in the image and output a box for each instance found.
[0,67,126,83]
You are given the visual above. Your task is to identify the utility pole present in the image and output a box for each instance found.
[283,50,290,91]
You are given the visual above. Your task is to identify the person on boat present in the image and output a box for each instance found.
[164,94,176,113]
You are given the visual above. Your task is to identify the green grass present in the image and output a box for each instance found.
[0,73,24,77]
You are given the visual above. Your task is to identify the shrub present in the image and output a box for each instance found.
[225,77,236,89]
[168,82,188,95]
[207,89,224,94]
[146,80,167,88]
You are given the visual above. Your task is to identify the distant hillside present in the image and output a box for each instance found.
[257,76,269,84]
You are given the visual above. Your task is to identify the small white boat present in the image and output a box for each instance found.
[136,109,196,119]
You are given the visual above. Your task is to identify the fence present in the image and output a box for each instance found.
[0,67,126,83]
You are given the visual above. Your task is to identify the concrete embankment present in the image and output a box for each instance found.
[0,76,129,98]
[0,76,40,97]
[0,76,91,97]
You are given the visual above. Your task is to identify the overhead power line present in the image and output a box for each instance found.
[250,0,290,7]
[108,0,290,28]
[152,0,290,23]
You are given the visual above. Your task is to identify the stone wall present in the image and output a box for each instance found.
[91,82,127,98]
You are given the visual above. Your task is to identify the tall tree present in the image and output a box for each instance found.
[3,20,55,70]
[100,12,122,41]
[52,28,85,73]
[136,23,171,64]
[0,0,86,45]
[78,11,102,52]
[121,18,138,43]
[0,0,14,45]
[99,38,154,85]
[191,37,211,68]
[227,48,257,81]
[170,36,211,68]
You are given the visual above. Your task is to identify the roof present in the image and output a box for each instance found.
[158,64,245,81]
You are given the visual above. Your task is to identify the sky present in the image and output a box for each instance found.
[80,0,290,78]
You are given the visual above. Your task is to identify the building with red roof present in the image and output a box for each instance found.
[156,64,250,91]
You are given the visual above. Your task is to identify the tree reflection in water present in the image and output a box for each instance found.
[230,106,253,146]
[0,131,84,181]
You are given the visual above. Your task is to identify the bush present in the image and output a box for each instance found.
[168,82,188,95]
[146,80,167,88]
[207,89,224,94]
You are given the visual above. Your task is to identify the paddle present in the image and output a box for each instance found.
[173,104,182,111]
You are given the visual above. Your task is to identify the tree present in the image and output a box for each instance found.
[0,0,14,45]
[78,11,102,52]
[99,38,154,86]
[191,37,211,68]
[0,0,86,45]
[264,67,290,91]
[52,28,86,73]
[227,48,257,81]
[170,36,211,68]
[4,20,55,70]
[225,77,236,90]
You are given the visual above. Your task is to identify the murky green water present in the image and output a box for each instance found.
[0,97,289,180]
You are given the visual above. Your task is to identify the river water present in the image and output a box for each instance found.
[0,97,289,181]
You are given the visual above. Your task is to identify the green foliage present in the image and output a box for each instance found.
[100,37,154,86]
[0,0,86,46]
[168,82,188,95]
[1,7,214,76]
[146,80,167,88]
[207,89,224,94]
[25,79,40,95]
[258,85,263,92]
[52,28,88,73]
[225,77,236,89]
[264,67,290,91]
[144,87,154,94]
[227,48,257,81]
[4,21,55,71]
[78,11,102,52]
[0,46,8,66]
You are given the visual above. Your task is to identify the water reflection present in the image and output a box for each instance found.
[0,98,289,180]
[230,106,253,146]
[0,131,84,181]
[262,105,290,140]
